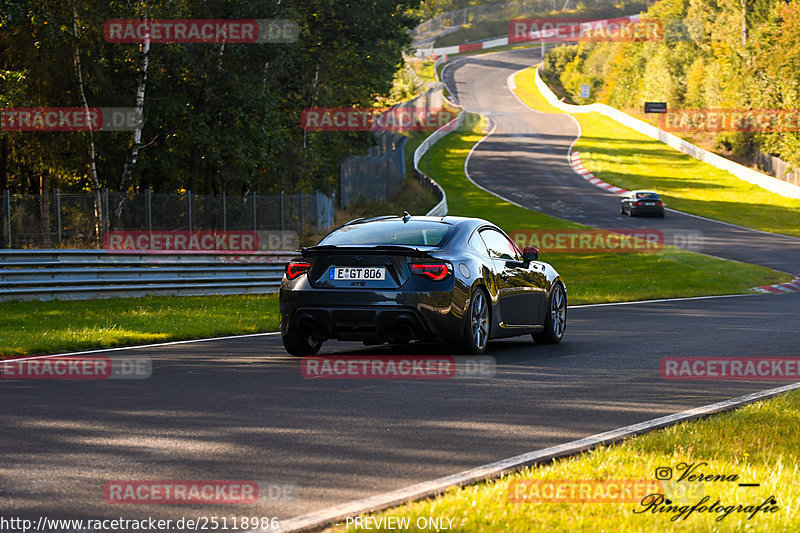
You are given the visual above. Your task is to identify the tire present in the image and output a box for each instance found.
[460,288,489,355]
[658,212,665,218]
[282,331,323,357]
[620,205,625,215]
[533,282,566,345]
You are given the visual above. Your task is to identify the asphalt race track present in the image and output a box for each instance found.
[443,49,800,275]
[2,48,800,529]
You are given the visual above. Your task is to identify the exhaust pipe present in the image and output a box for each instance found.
[299,318,321,342]
[392,320,415,344]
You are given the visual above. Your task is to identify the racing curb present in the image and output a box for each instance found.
[265,382,800,533]
[569,151,628,195]
[755,278,800,293]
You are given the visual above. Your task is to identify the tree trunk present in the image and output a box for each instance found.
[71,1,104,243]
[740,0,748,47]
[115,20,150,219]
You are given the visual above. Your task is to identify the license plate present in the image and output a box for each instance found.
[644,202,655,205]
[329,267,386,281]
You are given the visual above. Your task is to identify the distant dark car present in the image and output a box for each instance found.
[279,214,566,356]
[620,190,665,217]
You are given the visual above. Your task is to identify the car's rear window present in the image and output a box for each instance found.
[636,192,660,199]
[320,220,453,247]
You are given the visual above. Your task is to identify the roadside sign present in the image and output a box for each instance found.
[644,102,667,113]
[580,84,591,99]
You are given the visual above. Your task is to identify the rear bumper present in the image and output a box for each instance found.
[630,206,664,216]
[279,284,466,343]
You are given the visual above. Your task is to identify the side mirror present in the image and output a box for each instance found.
[523,246,539,262]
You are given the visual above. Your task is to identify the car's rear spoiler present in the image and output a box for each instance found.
[301,245,433,258]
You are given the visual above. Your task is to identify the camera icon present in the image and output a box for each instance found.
[655,467,672,480]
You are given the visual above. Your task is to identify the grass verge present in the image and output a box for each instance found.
[0,294,280,358]
[516,67,800,239]
[418,112,790,304]
[330,389,800,532]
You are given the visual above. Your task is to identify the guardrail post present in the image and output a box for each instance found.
[252,191,257,232]
[3,190,10,248]
[55,189,62,245]
[186,189,192,230]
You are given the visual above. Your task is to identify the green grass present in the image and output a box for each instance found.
[332,389,800,532]
[407,58,436,83]
[514,67,800,239]
[420,112,790,304]
[0,294,280,358]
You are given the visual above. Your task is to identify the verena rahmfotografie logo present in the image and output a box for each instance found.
[301,107,458,132]
[301,355,495,380]
[509,17,663,43]
[1,108,142,132]
[1,356,151,380]
[511,229,663,253]
[661,357,800,380]
[104,19,298,44]
[661,109,800,132]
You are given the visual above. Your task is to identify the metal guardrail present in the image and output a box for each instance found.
[0,249,296,301]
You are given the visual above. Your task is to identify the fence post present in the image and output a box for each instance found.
[222,190,227,231]
[252,191,257,232]
[186,189,192,230]
[55,189,62,245]
[3,190,10,248]
[299,191,304,235]
[145,189,152,233]
[280,191,284,234]
[103,188,110,233]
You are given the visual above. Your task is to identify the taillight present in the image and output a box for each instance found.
[657,202,664,206]
[409,263,451,281]
[286,261,311,280]
[634,202,643,206]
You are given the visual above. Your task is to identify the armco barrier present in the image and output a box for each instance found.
[0,249,294,301]
[533,68,800,200]
[414,78,467,217]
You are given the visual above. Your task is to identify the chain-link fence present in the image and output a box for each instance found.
[338,85,447,209]
[0,189,334,249]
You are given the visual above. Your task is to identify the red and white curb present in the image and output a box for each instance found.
[756,278,800,293]
[570,151,628,195]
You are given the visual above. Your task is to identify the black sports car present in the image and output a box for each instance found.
[279,214,566,356]
[620,190,665,217]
